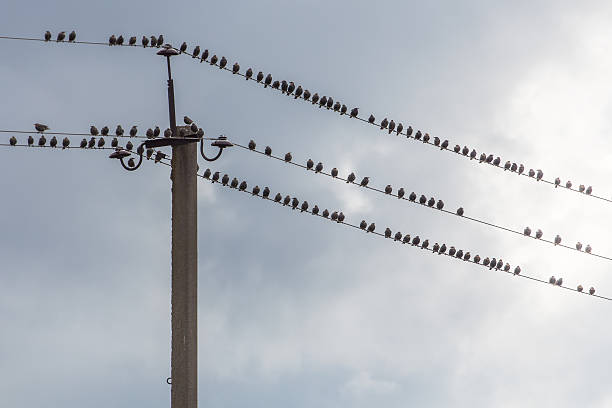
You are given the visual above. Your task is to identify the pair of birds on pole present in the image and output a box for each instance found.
[44,30,76,42]
[108,34,163,47]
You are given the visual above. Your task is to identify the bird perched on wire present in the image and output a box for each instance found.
[504,160,511,170]
[97,138,105,148]
[129,36,136,46]
[585,245,592,254]
[388,120,395,134]
[536,229,543,239]
[524,227,531,236]
[412,236,421,246]
[575,242,582,251]
[518,164,524,175]
[306,159,314,170]
[8,136,17,146]
[109,35,117,46]
[129,126,138,137]
[427,197,435,207]
[232,62,240,74]
[301,201,309,212]
[239,181,247,191]
[262,187,270,198]
[384,228,392,238]
[436,200,444,210]
[554,177,560,187]
[265,146,272,156]
[589,287,595,295]
[368,114,375,123]
[146,128,154,139]
[556,277,563,286]
[408,192,417,201]
[274,193,282,202]
[179,42,187,53]
[536,170,543,181]
[126,140,133,150]
[164,128,172,138]
[350,107,359,118]
[287,82,295,95]
[380,118,389,130]
[554,235,562,245]
[440,140,449,150]
[397,188,405,199]
[456,207,464,216]
[212,172,220,183]
[34,123,49,133]
[331,168,338,178]
[219,57,227,69]
[62,137,70,149]
[385,185,392,194]
[347,172,356,183]
[513,266,521,275]
[183,116,193,125]
[402,235,411,244]
[200,49,209,62]
[69,31,76,42]
[210,55,218,65]
[192,45,200,58]
[203,168,211,179]
[312,205,319,215]
[117,35,124,45]
[322,209,329,218]
[283,195,291,206]
[44,31,51,41]
[292,198,300,210]
[79,138,86,148]
[585,186,592,195]
[493,157,501,166]
[439,244,447,254]
[248,140,256,150]
[474,255,481,263]
[38,135,46,146]
[88,137,95,148]
[318,95,326,108]
[256,71,264,83]
[142,36,151,47]
[251,185,260,196]
[284,152,292,162]
[264,74,272,88]
[330,211,338,221]
[56,31,66,42]
[294,85,303,99]
[315,162,323,173]
[326,97,334,110]
[367,223,376,233]
[115,125,124,137]
[281,80,288,93]
[245,68,253,80]
[419,195,427,204]
[360,177,369,187]
[221,174,229,185]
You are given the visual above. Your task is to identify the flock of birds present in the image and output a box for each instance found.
[43,30,76,43]
[198,165,597,296]
[522,226,593,254]
[246,138,466,216]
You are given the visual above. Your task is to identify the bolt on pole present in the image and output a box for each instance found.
[158,45,198,408]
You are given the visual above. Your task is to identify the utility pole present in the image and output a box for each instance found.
[159,45,198,408]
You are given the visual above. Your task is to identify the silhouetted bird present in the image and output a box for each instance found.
[415,130,422,140]
[518,164,524,174]
[232,63,240,74]
[524,227,531,236]
[252,185,260,196]
[203,169,211,179]
[221,174,229,185]
[504,263,510,272]
[453,144,460,153]
[34,123,49,133]
[439,244,447,254]
[419,195,426,205]
[306,159,314,170]
[398,188,405,199]
[427,197,435,207]
[396,123,403,135]
[312,205,319,215]
[368,114,375,123]
[315,162,323,173]
[272,80,280,89]
[385,185,392,194]
[385,228,392,238]
[589,287,595,295]
[69,31,76,42]
[142,36,149,47]
[577,285,583,292]
[536,170,543,181]
[292,197,299,210]
[264,74,272,87]
[436,200,444,210]
[360,177,369,187]
[56,31,66,42]
[129,36,136,46]
[245,68,253,80]
[274,193,282,202]
[434,137,441,147]
[257,71,264,82]
[9,136,17,146]
[474,255,481,263]
[149,36,156,47]
[331,168,338,177]
[360,220,367,230]
[493,157,501,166]
[97,138,105,148]
[347,172,356,183]
[212,172,220,183]
[126,141,133,150]
[456,207,464,216]
[422,239,429,249]
[38,135,46,146]
[576,242,582,251]
[318,95,326,107]
[248,140,256,150]
[262,187,270,198]
[483,257,490,266]
[88,137,95,148]
[44,31,51,41]
[288,82,295,95]
[219,56,227,69]
[62,137,70,149]
[406,126,413,136]
[367,223,375,233]
[117,35,124,45]
[49,136,57,147]
[350,107,359,118]
[549,276,556,285]
[412,236,420,246]
[89,126,98,136]
[456,249,463,258]
[340,104,347,115]
[409,192,416,201]
[566,180,572,189]
[536,229,543,239]
[479,153,486,162]
[331,211,338,221]
[554,235,562,245]
[586,186,592,195]
[115,125,124,136]
[192,46,200,58]
[164,128,172,138]
[402,235,411,244]
[394,232,402,241]
[504,161,511,170]
[284,152,292,162]
[448,246,456,256]
[556,278,563,286]
[585,245,592,254]
[239,181,247,191]
[326,97,334,109]
[303,89,311,100]
[322,209,329,218]
[283,195,291,206]
[210,55,218,65]
[514,266,521,275]
[422,133,430,143]
[510,162,517,171]
[470,150,477,160]
[294,86,303,99]
[79,138,86,148]
[555,177,560,187]
[265,146,272,156]
[130,126,138,137]
[486,154,494,163]
[301,201,309,212]
[528,169,535,177]
[388,120,395,134]
[441,140,449,150]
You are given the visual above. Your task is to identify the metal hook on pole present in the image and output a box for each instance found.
[200,136,233,162]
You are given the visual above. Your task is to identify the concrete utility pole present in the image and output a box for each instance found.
[158,46,198,408]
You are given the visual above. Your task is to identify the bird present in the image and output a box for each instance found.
[301,201,309,212]
[402,235,411,244]
[486,154,494,163]
[129,36,136,46]
[360,220,367,230]
[554,177,561,188]
[388,120,395,134]
[318,95,327,108]
[246,68,253,80]
[385,185,392,194]
[303,89,311,100]
[566,180,572,189]
[577,285,583,292]
[142,36,149,47]
[68,31,76,42]
[385,228,392,238]
[426,197,434,207]
[281,80,288,93]
[432,243,440,253]
[504,160,511,170]
[291,197,299,210]
[79,138,86,148]
[183,116,193,125]
[524,227,531,236]
[456,207,464,216]
[368,114,375,123]
[536,170,543,181]
[88,125,99,136]
[576,242,582,251]
[239,181,247,191]
[549,276,556,285]
[556,278,563,286]
[274,193,282,202]
[412,236,420,246]
[315,162,323,173]
[409,192,417,201]
[422,239,429,249]
[87,137,95,148]
[265,146,272,156]
[44,31,51,41]
[340,104,347,115]
[284,152,292,162]
[493,157,501,166]
[440,140,449,150]
[554,235,562,245]
[321,209,329,218]
[212,172,220,183]
[146,128,154,139]
[360,177,370,187]
[528,169,535,177]
[350,107,359,118]
[248,140,256,150]
[109,35,117,46]
[264,74,272,87]
[294,86,303,99]
[192,45,200,58]
[536,229,543,239]
[151,126,160,138]
[116,35,124,45]
[439,244,447,254]
[326,97,334,110]
[115,125,124,136]
[367,223,376,233]
[62,137,70,149]
[347,172,356,183]
[397,188,405,199]
[470,150,477,160]
[150,35,158,47]
[287,82,296,95]
[448,246,456,256]
[98,126,108,136]
[256,71,264,82]
[125,140,133,151]
[203,168,211,179]
[503,263,510,272]
[262,187,270,198]
[518,164,525,175]
[479,153,486,162]
[331,168,338,178]
[312,205,319,215]
[38,135,46,146]
[422,133,430,143]
[585,245,592,254]
[456,249,463,258]
[483,257,490,266]
[56,31,66,42]
[396,123,404,135]
[394,232,403,242]
[210,55,218,65]
[232,63,240,74]
[585,186,592,195]
[221,174,229,185]
[415,131,422,140]
[513,266,521,275]
[9,136,17,146]
[419,195,426,204]
[474,255,481,263]
[130,126,137,137]
[306,159,314,170]
[283,195,291,206]
[97,138,105,148]
[589,287,595,295]
[272,80,280,90]
[436,200,444,210]
[406,126,413,136]
[331,211,338,221]
[190,123,198,133]
[34,123,49,133]
[510,162,517,171]
[164,128,172,138]
[248,185,259,196]
[453,144,460,153]
[200,49,209,62]
[578,184,585,193]
[333,101,341,112]
[219,57,227,69]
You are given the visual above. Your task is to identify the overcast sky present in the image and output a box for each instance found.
[2,1,612,407]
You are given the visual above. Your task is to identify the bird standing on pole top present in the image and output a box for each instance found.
[184,116,193,125]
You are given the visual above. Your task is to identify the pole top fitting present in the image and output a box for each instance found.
[157,45,180,57]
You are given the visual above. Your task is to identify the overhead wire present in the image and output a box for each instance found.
[231,140,612,263]
[146,159,608,302]
[175,45,612,205]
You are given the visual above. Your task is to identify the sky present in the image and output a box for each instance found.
[1,0,612,407]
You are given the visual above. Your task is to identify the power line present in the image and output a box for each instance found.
[231,140,611,263]
[0,129,219,141]
[0,34,160,47]
[157,160,607,302]
[175,45,610,205]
